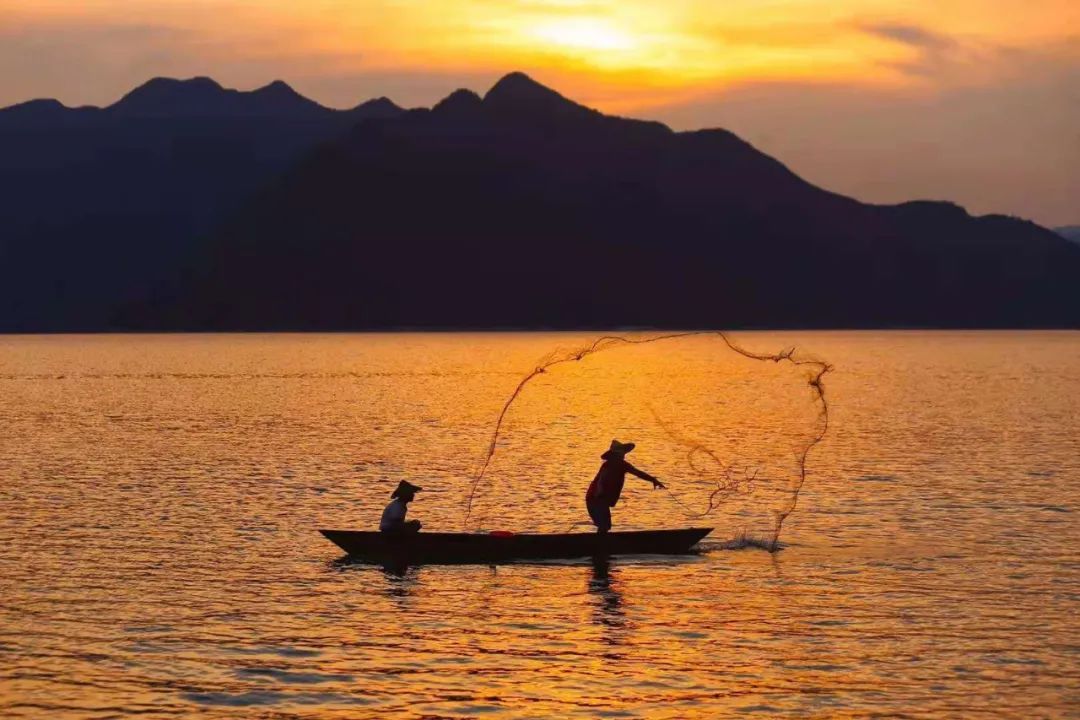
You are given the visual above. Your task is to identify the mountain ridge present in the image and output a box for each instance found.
[0,76,407,122]
[1,72,1077,331]
[0,77,406,331]
[148,73,1078,330]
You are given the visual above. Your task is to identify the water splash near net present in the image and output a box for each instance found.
[463,333,831,551]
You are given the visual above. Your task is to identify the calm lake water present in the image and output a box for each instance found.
[1,332,1077,719]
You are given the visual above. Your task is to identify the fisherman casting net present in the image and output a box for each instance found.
[462,333,831,550]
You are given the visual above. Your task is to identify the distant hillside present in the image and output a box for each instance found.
[0,78,402,331]
[1056,226,1080,243]
[2,73,1078,330]
[144,73,1080,330]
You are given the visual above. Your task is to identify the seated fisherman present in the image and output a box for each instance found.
[380,480,423,533]
[586,440,665,533]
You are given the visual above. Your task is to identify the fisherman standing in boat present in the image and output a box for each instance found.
[586,440,665,533]
[380,480,423,533]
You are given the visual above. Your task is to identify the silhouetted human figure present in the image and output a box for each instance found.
[380,480,423,533]
[585,440,664,533]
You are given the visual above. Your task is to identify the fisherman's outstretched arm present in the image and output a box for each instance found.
[626,462,665,488]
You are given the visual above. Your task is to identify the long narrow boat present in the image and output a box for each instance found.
[319,528,713,565]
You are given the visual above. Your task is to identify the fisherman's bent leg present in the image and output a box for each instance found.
[587,500,612,534]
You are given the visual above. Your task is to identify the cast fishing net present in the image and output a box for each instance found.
[462,333,830,550]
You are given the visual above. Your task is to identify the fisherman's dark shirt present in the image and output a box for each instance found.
[586,458,654,507]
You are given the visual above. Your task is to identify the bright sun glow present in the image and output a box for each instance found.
[529,18,637,53]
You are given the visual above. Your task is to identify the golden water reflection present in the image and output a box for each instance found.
[0,331,1077,718]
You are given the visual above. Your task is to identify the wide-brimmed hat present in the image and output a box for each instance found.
[602,439,635,459]
[391,480,423,499]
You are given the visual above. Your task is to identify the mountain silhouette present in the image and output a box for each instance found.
[109,77,326,117]
[2,72,1078,330]
[0,78,403,330]
[148,73,1079,330]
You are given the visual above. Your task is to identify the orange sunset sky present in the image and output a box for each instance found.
[1,0,1077,225]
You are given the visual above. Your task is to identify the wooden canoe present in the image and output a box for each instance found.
[319,527,713,565]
